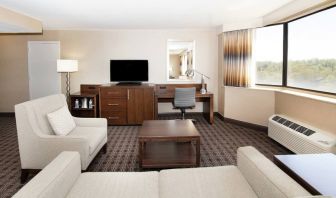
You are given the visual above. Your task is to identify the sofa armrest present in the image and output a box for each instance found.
[13,152,81,198]
[35,135,89,169]
[73,117,107,128]
[237,146,311,198]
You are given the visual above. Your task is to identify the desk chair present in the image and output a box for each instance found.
[173,87,196,120]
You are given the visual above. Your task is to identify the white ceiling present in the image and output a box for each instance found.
[0,0,293,29]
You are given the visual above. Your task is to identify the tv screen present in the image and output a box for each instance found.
[110,60,148,82]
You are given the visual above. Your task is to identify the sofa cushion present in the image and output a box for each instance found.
[66,172,159,198]
[159,166,258,198]
[47,105,76,136]
[68,126,107,155]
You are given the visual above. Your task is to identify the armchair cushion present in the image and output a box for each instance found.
[47,105,76,136]
[68,126,107,155]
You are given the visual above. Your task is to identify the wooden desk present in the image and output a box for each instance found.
[274,153,336,196]
[154,84,214,124]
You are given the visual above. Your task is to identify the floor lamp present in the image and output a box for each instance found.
[57,59,78,104]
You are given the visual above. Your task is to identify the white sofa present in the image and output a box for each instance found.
[14,146,327,198]
[15,94,107,182]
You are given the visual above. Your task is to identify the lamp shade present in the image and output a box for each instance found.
[57,59,78,72]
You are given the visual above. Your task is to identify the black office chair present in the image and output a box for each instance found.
[173,87,196,120]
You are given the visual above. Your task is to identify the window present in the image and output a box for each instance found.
[287,7,336,93]
[254,25,283,85]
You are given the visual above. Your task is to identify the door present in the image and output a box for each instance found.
[28,41,60,99]
[127,88,144,124]
[127,88,154,124]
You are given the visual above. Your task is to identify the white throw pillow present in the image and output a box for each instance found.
[47,105,76,136]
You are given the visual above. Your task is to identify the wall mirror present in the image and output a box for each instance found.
[167,40,195,81]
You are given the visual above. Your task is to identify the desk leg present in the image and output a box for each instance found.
[202,96,214,124]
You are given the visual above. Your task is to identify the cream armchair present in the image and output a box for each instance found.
[15,94,107,182]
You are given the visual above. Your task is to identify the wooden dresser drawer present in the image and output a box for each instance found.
[101,99,127,112]
[100,88,127,98]
[101,111,127,125]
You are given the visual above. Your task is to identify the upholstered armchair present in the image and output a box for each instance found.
[15,94,107,182]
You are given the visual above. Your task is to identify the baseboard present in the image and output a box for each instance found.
[0,112,15,117]
[215,113,268,132]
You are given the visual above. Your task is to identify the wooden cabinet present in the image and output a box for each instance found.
[99,84,154,125]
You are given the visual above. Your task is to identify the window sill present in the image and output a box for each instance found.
[221,85,336,105]
[251,85,336,105]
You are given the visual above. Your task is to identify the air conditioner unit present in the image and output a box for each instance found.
[268,114,336,154]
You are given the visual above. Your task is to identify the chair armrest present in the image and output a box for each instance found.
[73,117,107,127]
[13,152,81,198]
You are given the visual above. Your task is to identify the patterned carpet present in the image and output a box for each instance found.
[0,114,291,198]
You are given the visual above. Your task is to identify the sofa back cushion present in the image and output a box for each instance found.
[26,94,67,135]
[237,146,311,198]
[13,152,81,198]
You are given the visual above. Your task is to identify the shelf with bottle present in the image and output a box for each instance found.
[70,92,99,118]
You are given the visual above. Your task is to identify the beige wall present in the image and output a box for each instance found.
[0,29,218,112]
[223,87,275,126]
[217,34,224,116]
[218,85,336,134]
[275,92,336,133]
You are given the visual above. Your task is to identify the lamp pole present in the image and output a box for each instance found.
[66,72,71,104]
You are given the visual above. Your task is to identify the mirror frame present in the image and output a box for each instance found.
[166,39,196,82]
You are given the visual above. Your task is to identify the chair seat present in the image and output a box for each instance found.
[66,172,159,198]
[159,166,258,198]
[68,126,107,155]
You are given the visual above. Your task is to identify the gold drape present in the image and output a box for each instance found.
[223,29,253,87]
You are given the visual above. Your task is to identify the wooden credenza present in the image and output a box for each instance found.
[99,84,155,125]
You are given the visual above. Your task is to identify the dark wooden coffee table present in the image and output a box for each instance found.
[138,120,200,169]
[274,153,336,196]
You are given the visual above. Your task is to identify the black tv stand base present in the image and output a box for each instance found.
[116,82,142,85]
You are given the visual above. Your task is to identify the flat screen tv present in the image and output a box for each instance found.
[110,60,148,84]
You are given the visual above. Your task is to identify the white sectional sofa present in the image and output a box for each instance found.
[15,94,107,182]
[14,146,326,198]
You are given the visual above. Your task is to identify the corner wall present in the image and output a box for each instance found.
[218,86,336,135]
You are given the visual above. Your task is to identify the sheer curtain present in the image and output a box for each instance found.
[223,29,253,87]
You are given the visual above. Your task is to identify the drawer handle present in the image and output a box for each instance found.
[108,103,119,106]
[108,116,119,120]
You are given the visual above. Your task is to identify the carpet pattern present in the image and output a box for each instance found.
[0,114,291,198]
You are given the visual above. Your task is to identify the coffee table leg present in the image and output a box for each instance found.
[139,141,143,169]
[196,138,200,167]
